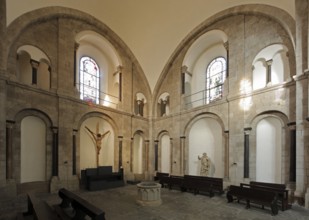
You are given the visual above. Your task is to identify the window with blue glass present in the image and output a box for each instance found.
[80,57,100,104]
[206,57,226,103]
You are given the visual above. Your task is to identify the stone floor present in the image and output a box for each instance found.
[2,184,309,220]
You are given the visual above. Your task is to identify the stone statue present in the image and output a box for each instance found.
[198,152,210,176]
[85,122,110,167]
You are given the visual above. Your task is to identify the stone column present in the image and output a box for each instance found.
[180,136,186,175]
[52,127,59,176]
[154,140,159,171]
[118,136,123,169]
[30,60,39,85]
[266,59,273,85]
[130,138,133,172]
[169,138,173,173]
[0,0,7,186]
[6,121,15,179]
[224,41,229,78]
[0,0,6,69]
[136,99,144,116]
[224,130,229,179]
[145,140,149,172]
[243,128,251,178]
[295,0,309,205]
[72,129,78,175]
[73,43,79,87]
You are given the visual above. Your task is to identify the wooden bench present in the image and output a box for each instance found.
[203,176,224,194]
[23,192,59,220]
[154,172,169,181]
[55,188,105,220]
[182,175,223,196]
[242,181,289,211]
[154,172,169,186]
[227,185,278,216]
[160,175,171,188]
[165,175,184,190]
[182,175,214,197]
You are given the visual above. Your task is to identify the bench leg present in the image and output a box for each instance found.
[271,202,278,216]
[226,193,233,203]
[209,190,214,198]
[245,200,250,209]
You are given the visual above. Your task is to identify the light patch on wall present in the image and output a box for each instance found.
[239,79,252,111]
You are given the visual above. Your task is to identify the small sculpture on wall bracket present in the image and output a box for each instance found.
[85,122,110,167]
[198,152,210,176]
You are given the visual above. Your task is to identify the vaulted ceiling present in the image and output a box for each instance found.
[6,0,295,92]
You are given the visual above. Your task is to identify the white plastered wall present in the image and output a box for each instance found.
[160,134,171,173]
[256,117,282,183]
[133,133,143,174]
[21,116,46,183]
[188,117,223,177]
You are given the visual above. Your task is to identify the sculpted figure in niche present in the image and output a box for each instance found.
[85,122,110,167]
[198,152,210,176]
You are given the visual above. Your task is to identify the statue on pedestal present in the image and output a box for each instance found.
[198,152,210,176]
[85,122,110,167]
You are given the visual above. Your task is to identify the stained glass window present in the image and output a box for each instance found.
[206,57,226,103]
[80,57,100,104]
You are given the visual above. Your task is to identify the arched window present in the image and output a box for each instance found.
[79,56,100,104]
[206,57,226,104]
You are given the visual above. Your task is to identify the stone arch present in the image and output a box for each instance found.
[5,6,151,104]
[152,4,295,115]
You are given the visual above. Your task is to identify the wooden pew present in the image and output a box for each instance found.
[154,172,169,181]
[203,176,224,194]
[182,175,214,197]
[23,192,59,220]
[182,175,223,196]
[54,188,105,220]
[160,175,171,188]
[168,175,184,190]
[242,181,289,211]
[154,172,169,186]
[227,185,278,216]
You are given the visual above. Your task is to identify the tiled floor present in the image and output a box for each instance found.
[43,184,309,220]
[3,184,309,220]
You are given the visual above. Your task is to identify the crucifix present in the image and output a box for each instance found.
[85,122,110,167]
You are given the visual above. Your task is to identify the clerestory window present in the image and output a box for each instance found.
[206,57,226,103]
[79,56,100,104]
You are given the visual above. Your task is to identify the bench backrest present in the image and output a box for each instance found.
[250,181,286,190]
[27,193,59,220]
[58,188,105,220]
[229,185,276,202]
[184,175,223,191]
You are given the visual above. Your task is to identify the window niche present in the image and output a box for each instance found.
[205,57,226,104]
[75,31,122,109]
[158,93,170,117]
[17,45,51,90]
[252,44,289,91]
[181,65,192,95]
[135,93,147,117]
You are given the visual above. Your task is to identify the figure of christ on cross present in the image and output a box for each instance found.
[85,122,110,167]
